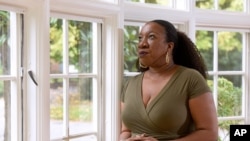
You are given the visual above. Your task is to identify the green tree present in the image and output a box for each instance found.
[50,19,93,100]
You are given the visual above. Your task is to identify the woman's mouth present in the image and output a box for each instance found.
[138,51,148,57]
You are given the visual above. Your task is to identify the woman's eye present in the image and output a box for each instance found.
[149,35,155,39]
[138,36,142,41]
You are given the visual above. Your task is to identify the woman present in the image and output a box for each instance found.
[120,20,218,141]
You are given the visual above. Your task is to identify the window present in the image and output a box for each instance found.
[50,17,102,141]
[196,27,249,140]
[50,15,101,141]
[196,0,244,12]
[0,0,249,141]
[125,0,188,10]
[0,10,22,141]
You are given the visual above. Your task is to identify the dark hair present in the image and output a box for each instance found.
[137,19,208,79]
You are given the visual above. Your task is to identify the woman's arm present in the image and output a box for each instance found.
[120,102,132,140]
[172,92,218,141]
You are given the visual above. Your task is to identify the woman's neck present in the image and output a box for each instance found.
[147,63,176,77]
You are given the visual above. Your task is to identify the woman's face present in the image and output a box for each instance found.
[138,22,170,67]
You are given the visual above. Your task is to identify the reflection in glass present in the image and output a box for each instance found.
[68,21,93,74]
[218,31,242,71]
[196,30,214,71]
[217,75,242,117]
[50,78,64,139]
[69,78,96,135]
[124,25,140,72]
[50,18,63,74]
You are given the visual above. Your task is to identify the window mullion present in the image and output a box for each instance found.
[62,19,69,139]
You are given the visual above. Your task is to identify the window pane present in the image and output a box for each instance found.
[68,21,93,74]
[126,0,172,5]
[126,0,188,9]
[196,0,214,9]
[217,75,242,117]
[124,25,139,72]
[196,30,214,71]
[218,31,242,71]
[50,78,63,139]
[218,119,244,141]
[0,11,10,75]
[69,78,97,135]
[50,18,63,74]
[50,17,100,140]
[0,80,11,141]
[196,0,244,12]
[219,0,243,12]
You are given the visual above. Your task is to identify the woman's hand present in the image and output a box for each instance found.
[122,134,158,141]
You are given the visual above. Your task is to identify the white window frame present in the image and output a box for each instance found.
[0,0,250,141]
[0,6,24,141]
[49,13,103,140]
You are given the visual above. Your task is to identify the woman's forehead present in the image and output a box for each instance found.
[140,22,165,34]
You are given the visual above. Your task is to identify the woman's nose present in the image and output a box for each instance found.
[138,38,148,48]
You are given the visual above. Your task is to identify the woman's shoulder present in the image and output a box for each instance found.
[178,66,204,77]
[175,66,207,83]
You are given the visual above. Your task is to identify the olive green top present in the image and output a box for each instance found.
[121,66,211,140]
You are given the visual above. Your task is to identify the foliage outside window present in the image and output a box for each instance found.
[0,10,11,141]
[196,0,244,12]
[196,30,244,140]
[125,0,187,10]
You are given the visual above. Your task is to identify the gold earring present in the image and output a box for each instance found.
[139,62,148,68]
[166,52,169,65]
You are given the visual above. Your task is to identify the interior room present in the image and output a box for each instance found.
[0,0,250,141]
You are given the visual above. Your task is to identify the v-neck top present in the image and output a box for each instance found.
[121,66,211,140]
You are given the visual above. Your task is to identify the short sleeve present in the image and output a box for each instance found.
[187,69,211,99]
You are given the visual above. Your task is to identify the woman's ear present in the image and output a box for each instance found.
[167,42,174,49]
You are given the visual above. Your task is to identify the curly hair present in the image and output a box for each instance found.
[137,19,208,79]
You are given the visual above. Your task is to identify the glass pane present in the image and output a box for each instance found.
[196,0,214,9]
[146,0,172,6]
[50,18,63,74]
[126,0,172,7]
[217,75,242,117]
[69,78,96,135]
[50,78,64,139]
[219,0,244,12]
[69,135,97,141]
[218,119,244,141]
[124,25,140,72]
[196,0,244,12]
[218,31,242,71]
[68,21,93,74]
[0,11,10,75]
[196,30,214,71]
[0,80,11,141]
